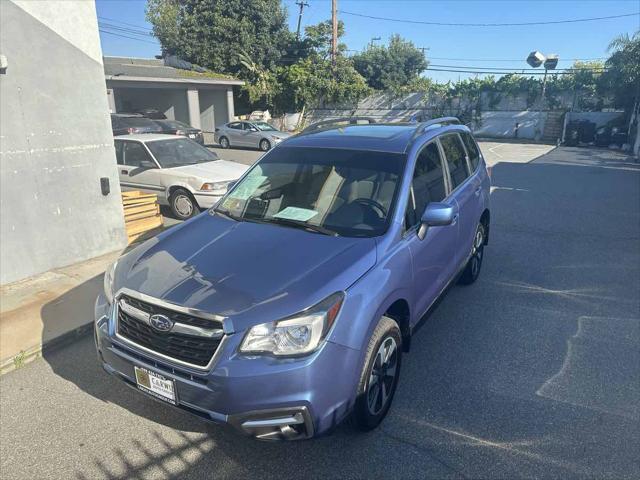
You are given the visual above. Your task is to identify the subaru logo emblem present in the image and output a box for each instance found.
[149,314,173,332]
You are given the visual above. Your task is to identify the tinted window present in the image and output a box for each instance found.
[123,142,152,167]
[114,141,124,165]
[146,138,219,167]
[461,132,481,171]
[217,147,406,238]
[120,117,158,128]
[242,122,255,131]
[440,134,470,189]
[406,142,446,228]
[228,122,242,130]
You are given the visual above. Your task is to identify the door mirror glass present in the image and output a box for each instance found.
[418,202,455,240]
[249,127,258,132]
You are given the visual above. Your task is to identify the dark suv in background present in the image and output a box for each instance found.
[111,114,163,136]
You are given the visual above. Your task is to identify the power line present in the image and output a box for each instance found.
[99,22,154,37]
[340,10,639,26]
[97,16,153,31]
[99,29,159,45]
[424,67,606,75]
[428,63,606,72]
[428,56,606,62]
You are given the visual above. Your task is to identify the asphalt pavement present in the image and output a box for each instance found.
[1,145,638,479]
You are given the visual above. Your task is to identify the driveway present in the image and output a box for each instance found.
[1,146,638,479]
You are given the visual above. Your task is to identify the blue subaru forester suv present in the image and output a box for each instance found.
[95,117,491,440]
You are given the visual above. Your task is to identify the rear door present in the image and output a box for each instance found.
[438,133,476,267]
[118,140,162,195]
[404,141,459,321]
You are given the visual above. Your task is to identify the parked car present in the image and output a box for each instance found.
[135,108,167,120]
[154,119,204,145]
[594,121,628,148]
[97,118,490,440]
[215,121,291,151]
[114,134,248,219]
[111,114,163,136]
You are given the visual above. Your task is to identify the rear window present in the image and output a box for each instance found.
[439,134,470,189]
[461,132,481,172]
[120,117,158,128]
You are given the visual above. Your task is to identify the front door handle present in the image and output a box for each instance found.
[474,186,481,196]
[451,214,459,225]
[121,169,129,175]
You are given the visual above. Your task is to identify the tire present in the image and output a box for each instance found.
[459,222,486,285]
[169,188,199,220]
[353,316,402,431]
[259,139,271,151]
[219,136,230,149]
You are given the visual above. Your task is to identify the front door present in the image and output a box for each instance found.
[116,140,162,196]
[404,141,459,322]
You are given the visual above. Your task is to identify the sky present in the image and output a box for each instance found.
[96,0,640,83]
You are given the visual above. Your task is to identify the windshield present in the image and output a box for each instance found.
[253,121,278,131]
[216,147,406,237]
[146,138,219,167]
[157,120,190,129]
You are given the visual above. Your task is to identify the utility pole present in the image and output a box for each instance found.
[295,1,309,41]
[331,0,338,67]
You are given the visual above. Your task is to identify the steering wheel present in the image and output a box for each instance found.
[353,198,387,218]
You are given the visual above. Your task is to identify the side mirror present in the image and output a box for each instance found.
[249,127,258,132]
[140,160,156,169]
[417,202,456,240]
[226,180,237,190]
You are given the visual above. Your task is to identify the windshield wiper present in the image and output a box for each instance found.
[260,217,339,236]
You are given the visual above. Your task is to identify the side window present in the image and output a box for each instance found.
[242,122,255,131]
[440,134,470,189]
[406,142,447,229]
[114,141,124,165]
[228,122,242,130]
[461,132,481,172]
[123,142,152,168]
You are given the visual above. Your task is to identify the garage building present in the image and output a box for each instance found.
[104,56,244,133]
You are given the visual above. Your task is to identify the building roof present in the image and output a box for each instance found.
[104,56,244,86]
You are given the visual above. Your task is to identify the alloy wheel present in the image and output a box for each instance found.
[367,337,398,415]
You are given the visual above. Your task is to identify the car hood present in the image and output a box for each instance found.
[115,213,377,332]
[170,160,248,182]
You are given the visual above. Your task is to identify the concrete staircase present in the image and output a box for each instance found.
[543,111,565,143]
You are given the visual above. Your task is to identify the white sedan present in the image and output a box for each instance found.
[114,134,248,220]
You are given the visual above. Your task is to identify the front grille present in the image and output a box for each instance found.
[116,294,223,368]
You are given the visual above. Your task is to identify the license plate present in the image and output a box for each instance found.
[134,366,177,405]
[188,134,196,138]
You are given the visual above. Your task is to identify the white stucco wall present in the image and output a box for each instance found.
[0,0,127,285]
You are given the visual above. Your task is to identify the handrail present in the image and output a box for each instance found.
[300,116,377,134]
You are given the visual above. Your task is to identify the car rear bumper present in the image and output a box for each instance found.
[94,294,361,440]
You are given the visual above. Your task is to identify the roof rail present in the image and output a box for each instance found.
[300,116,377,134]
[408,116,461,140]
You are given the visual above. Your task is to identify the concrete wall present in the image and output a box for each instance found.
[113,87,190,123]
[199,89,229,131]
[474,111,547,140]
[0,0,127,285]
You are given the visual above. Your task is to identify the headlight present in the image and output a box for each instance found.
[200,182,228,195]
[240,292,344,356]
[103,260,117,304]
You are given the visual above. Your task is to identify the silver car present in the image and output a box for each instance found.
[215,121,291,151]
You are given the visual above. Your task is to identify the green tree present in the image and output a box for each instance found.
[146,0,292,75]
[352,35,428,91]
[600,32,640,111]
[302,20,347,60]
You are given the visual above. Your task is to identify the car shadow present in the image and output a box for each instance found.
[39,147,640,479]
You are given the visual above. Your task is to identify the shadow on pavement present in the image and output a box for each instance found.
[40,147,639,479]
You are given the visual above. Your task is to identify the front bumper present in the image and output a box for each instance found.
[94,294,360,439]
[193,192,222,209]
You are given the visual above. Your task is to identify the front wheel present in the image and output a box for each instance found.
[169,188,198,220]
[459,222,486,285]
[353,316,402,431]
[259,139,271,151]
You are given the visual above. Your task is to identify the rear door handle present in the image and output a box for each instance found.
[474,186,481,196]
[451,214,459,225]
[121,169,129,175]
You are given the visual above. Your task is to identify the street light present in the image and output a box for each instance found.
[526,51,559,107]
